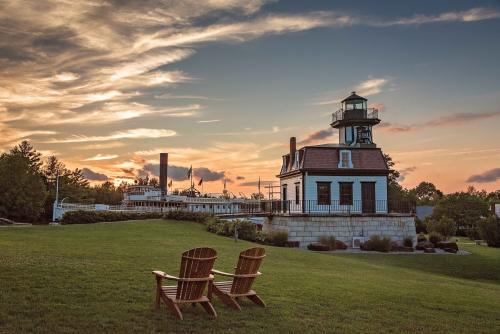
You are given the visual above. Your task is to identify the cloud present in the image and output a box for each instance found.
[198,119,221,123]
[378,122,416,133]
[312,77,392,106]
[142,163,226,182]
[379,111,500,133]
[466,168,500,183]
[194,167,226,181]
[356,78,392,96]
[398,166,417,182]
[299,128,336,145]
[82,168,109,181]
[1,1,498,153]
[423,111,500,127]
[83,154,119,161]
[44,128,176,143]
[379,7,500,26]
[236,176,245,180]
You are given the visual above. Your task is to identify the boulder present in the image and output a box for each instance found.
[424,247,436,253]
[416,241,434,250]
[443,247,458,254]
[307,243,330,251]
[437,241,459,252]
[335,240,348,250]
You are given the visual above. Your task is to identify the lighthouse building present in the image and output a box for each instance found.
[278,92,389,214]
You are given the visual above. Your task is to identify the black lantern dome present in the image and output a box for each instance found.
[341,91,367,111]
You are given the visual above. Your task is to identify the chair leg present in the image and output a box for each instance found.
[200,301,218,319]
[207,282,213,301]
[247,294,266,308]
[155,278,162,310]
[214,289,242,311]
[163,296,183,320]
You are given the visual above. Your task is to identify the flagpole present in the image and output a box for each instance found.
[190,165,193,196]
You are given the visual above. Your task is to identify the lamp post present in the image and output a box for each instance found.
[51,174,60,224]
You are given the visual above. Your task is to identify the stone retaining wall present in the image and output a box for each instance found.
[264,215,416,248]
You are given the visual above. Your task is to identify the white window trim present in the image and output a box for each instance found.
[294,151,300,169]
[338,150,353,168]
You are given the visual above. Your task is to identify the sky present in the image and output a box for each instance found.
[0,0,499,195]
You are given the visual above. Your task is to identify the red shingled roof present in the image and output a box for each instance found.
[280,146,388,175]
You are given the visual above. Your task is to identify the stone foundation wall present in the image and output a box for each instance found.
[264,215,416,248]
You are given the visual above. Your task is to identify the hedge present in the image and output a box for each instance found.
[61,210,215,225]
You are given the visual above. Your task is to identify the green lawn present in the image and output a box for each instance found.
[1,220,499,334]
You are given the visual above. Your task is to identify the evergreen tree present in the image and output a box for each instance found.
[0,153,47,222]
[9,140,42,173]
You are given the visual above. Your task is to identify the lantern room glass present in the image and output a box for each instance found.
[344,99,366,110]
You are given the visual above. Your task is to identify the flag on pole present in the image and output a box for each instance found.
[186,165,192,178]
[198,178,203,186]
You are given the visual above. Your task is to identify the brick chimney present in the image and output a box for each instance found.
[289,137,296,170]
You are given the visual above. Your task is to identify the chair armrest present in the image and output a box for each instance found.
[152,270,181,281]
[211,269,236,277]
[153,271,213,282]
[234,271,262,278]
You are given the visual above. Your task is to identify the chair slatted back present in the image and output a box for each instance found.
[176,247,217,301]
[231,247,266,295]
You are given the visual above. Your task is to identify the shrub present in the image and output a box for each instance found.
[417,233,427,243]
[255,230,268,243]
[479,216,500,248]
[415,217,427,234]
[61,210,166,224]
[428,231,443,246]
[205,219,258,242]
[307,243,330,251]
[234,220,257,242]
[266,230,288,247]
[319,235,337,250]
[403,236,414,248]
[427,216,456,239]
[163,211,214,224]
[361,235,392,252]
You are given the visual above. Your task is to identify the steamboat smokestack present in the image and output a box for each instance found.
[159,153,168,193]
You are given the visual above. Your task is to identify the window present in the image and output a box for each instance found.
[338,150,353,168]
[295,183,300,202]
[294,151,300,169]
[317,182,331,205]
[339,182,353,205]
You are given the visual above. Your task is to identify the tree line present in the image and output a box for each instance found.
[0,141,125,223]
[385,154,499,238]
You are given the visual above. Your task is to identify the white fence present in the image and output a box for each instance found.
[53,200,262,220]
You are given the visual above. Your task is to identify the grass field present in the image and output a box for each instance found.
[1,219,500,333]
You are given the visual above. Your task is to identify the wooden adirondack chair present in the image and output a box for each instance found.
[152,247,218,320]
[208,247,266,311]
